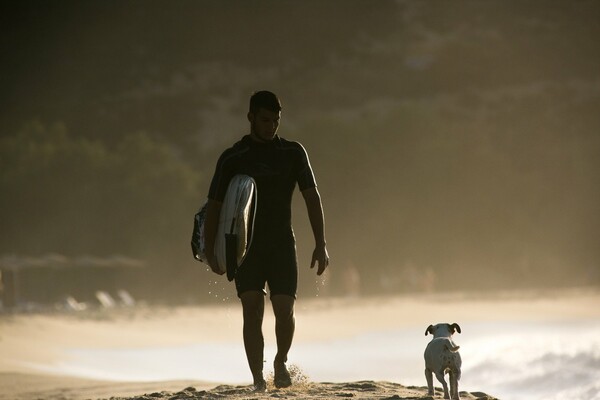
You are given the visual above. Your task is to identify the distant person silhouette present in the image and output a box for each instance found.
[204,90,329,391]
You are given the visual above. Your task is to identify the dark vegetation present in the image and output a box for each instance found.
[1,1,599,302]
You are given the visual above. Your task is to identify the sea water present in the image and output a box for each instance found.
[27,319,600,400]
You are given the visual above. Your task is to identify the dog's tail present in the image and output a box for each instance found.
[444,338,460,352]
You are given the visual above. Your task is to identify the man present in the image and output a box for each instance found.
[204,90,329,391]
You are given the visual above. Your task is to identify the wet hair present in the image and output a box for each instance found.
[249,90,282,114]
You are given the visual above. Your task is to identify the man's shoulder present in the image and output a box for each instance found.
[219,136,251,158]
[278,137,307,153]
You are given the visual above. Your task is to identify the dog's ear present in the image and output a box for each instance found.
[425,325,434,336]
[451,323,461,334]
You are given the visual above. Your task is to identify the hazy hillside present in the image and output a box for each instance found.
[1,1,599,301]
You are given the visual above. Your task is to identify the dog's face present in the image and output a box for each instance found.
[425,323,461,337]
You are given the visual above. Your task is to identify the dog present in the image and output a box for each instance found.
[424,323,462,399]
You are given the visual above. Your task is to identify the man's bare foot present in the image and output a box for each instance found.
[253,378,267,392]
[274,362,292,388]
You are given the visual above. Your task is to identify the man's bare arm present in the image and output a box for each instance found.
[302,186,329,275]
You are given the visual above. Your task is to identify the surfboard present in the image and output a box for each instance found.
[191,203,209,262]
[191,174,257,281]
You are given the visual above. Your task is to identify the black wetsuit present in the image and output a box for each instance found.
[208,135,316,298]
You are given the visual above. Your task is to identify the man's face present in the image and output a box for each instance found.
[249,108,281,142]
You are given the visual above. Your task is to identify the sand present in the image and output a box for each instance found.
[1,287,599,400]
[0,373,214,400]
[0,373,497,400]
[98,380,497,400]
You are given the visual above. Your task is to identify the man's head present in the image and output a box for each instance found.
[248,90,282,142]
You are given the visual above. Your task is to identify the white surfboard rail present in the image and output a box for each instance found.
[192,174,257,281]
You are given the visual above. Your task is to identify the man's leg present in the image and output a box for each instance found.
[271,294,295,388]
[240,291,266,390]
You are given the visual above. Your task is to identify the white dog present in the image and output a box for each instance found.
[424,323,462,399]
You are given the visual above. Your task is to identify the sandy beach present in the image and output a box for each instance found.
[0,373,498,400]
[0,372,216,400]
[1,288,599,400]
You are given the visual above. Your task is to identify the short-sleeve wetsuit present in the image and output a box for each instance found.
[208,134,317,298]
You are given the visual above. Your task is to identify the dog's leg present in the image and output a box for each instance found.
[435,371,450,399]
[425,368,434,395]
[449,370,460,399]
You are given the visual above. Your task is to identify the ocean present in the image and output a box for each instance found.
[29,317,600,400]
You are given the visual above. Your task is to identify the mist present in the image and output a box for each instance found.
[1,0,599,304]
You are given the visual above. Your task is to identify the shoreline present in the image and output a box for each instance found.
[0,372,216,400]
[1,287,598,400]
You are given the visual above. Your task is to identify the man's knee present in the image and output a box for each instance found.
[241,291,265,322]
[271,294,295,320]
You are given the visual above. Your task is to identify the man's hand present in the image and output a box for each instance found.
[302,187,329,276]
[310,244,329,276]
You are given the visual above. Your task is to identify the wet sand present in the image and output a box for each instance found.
[0,373,213,400]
